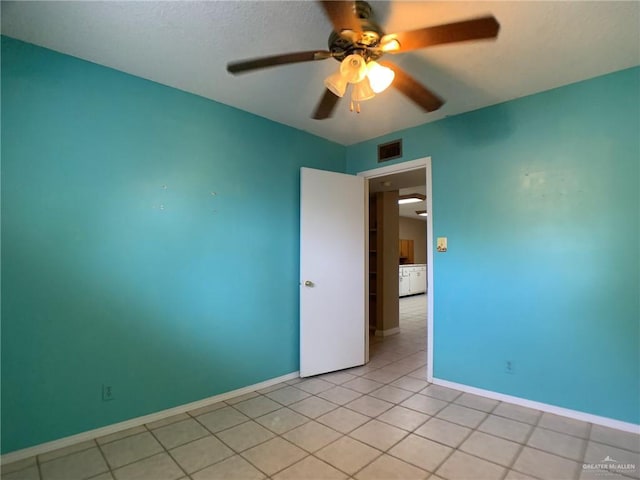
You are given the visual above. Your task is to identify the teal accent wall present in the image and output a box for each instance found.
[347,67,640,424]
[1,36,345,453]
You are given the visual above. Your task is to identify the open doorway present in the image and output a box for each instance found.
[358,158,434,381]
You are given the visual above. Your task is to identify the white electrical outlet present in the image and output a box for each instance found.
[102,384,115,401]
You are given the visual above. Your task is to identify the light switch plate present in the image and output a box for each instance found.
[437,237,448,252]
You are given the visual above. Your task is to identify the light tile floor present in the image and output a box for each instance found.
[3,294,639,480]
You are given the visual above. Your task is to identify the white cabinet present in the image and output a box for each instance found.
[410,268,426,294]
[399,273,411,296]
[399,264,427,297]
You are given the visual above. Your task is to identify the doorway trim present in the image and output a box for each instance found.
[357,157,434,382]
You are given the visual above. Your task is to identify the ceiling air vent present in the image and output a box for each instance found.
[378,139,402,163]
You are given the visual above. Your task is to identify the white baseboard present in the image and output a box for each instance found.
[1,371,300,465]
[375,327,400,337]
[432,377,640,434]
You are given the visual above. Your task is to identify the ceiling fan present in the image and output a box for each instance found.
[227,1,500,119]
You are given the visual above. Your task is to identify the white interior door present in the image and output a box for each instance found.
[300,167,366,377]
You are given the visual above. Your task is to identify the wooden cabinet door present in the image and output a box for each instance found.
[399,239,414,264]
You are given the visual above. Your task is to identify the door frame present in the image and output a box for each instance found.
[357,157,434,382]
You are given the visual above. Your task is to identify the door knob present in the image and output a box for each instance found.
[304,280,314,287]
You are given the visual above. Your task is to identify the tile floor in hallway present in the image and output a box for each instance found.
[3,294,639,480]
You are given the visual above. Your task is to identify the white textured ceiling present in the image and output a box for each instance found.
[2,1,639,145]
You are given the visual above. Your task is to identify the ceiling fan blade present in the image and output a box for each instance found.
[379,61,444,112]
[318,1,362,35]
[227,50,332,74]
[312,89,341,119]
[381,16,500,53]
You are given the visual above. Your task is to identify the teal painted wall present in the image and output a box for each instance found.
[1,36,345,453]
[347,67,640,424]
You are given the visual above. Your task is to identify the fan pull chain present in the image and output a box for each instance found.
[350,100,354,112]
[349,100,361,114]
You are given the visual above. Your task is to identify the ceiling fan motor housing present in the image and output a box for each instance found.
[328,1,385,62]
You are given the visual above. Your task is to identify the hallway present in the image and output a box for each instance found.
[369,293,428,372]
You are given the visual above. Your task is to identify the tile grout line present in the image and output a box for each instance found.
[345,405,432,477]
[493,400,539,480]
[381,396,455,475]
[505,405,545,480]
[425,397,496,479]
[346,448,387,478]
[144,422,191,480]
[575,422,593,480]
[458,400,509,479]
[516,426,601,466]
[94,437,115,479]
[98,425,175,477]
[185,393,323,479]
[35,452,43,480]
[239,435,311,480]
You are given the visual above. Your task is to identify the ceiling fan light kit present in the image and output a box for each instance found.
[380,38,401,53]
[339,54,367,83]
[350,77,375,113]
[352,77,375,102]
[367,61,395,93]
[324,71,349,97]
[324,54,394,113]
[226,1,500,119]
